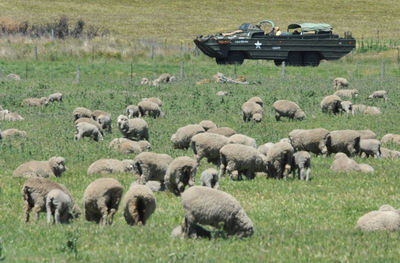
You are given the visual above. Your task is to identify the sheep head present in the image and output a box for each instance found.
[295,109,306,120]
[122,159,135,173]
[117,115,129,131]
[49,156,66,176]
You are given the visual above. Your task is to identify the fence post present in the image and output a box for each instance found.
[381,61,385,79]
[180,61,184,80]
[76,65,80,84]
[281,61,286,79]
[34,46,38,60]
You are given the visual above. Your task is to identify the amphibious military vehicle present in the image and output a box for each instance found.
[194,20,355,66]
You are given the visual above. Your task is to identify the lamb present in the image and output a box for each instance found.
[200,168,219,189]
[164,156,197,196]
[7,73,21,80]
[352,104,367,114]
[141,97,163,107]
[171,124,205,149]
[272,100,306,121]
[87,159,134,175]
[358,163,374,173]
[22,177,81,223]
[13,156,66,178]
[228,134,257,148]
[181,186,254,238]
[92,110,110,120]
[198,120,217,131]
[21,97,49,107]
[72,107,92,121]
[190,132,229,165]
[333,89,359,98]
[291,151,311,181]
[364,106,381,115]
[359,139,381,158]
[380,147,400,159]
[368,90,388,102]
[288,128,330,156]
[321,95,343,114]
[96,114,112,133]
[207,127,236,137]
[333,77,349,90]
[265,142,294,180]
[1,128,27,138]
[325,130,360,156]
[357,130,376,140]
[74,122,104,142]
[75,117,105,136]
[123,184,156,226]
[47,92,63,102]
[381,134,400,145]
[246,96,263,107]
[257,142,275,156]
[171,224,211,239]
[330,153,361,172]
[83,178,123,225]
[117,115,149,141]
[340,101,353,115]
[46,189,73,224]
[109,138,151,154]
[126,105,139,118]
[138,100,163,118]
[241,101,263,122]
[0,111,24,121]
[133,152,173,184]
[356,205,400,231]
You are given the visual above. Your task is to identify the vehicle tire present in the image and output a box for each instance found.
[303,52,320,67]
[227,52,244,65]
[274,60,283,66]
[216,57,227,65]
[287,52,303,66]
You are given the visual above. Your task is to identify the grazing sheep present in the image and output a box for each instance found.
[334,89,359,98]
[74,122,104,142]
[190,132,229,165]
[199,120,217,131]
[123,184,156,226]
[368,90,388,102]
[1,111,24,121]
[126,105,140,118]
[381,147,400,159]
[171,224,211,239]
[357,130,377,140]
[87,159,134,175]
[48,92,63,102]
[291,151,311,181]
[356,205,400,231]
[83,178,123,225]
[265,142,294,180]
[340,101,353,115]
[22,177,81,223]
[133,152,173,184]
[246,96,263,107]
[96,114,112,133]
[165,156,197,196]
[352,104,367,114]
[320,95,343,114]
[364,106,381,116]
[21,97,49,107]
[144,180,166,192]
[333,77,349,90]
[200,168,219,189]
[141,97,163,107]
[72,107,93,121]
[241,101,263,122]
[359,139,381,158]
[141,78,150,85]
[381,134,400,145]
[228,134,257,148]
[358,163,374,173]
[91,110,110,120]
[1,128,26,138]
[181,186,254,238]
[152,73,173,86]
[117,115,149,141]
[138,100,163,118]
[272,100,306,121]
[171,124,205,149]
[46,189,73,224]
[288,128,330,156]
[329,153,361,173]
[207,127,236,137]
[75,117,105,136]
[257,142,275,156]
[109,138,151,154]
[7,73,21,80]
[13,157,66,178]
[326,130,360,156]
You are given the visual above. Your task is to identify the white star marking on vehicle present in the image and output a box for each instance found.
[255,41,262,49]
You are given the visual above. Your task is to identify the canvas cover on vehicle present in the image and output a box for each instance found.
[288,23,332,32]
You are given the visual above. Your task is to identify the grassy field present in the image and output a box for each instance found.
[1,55,400,262]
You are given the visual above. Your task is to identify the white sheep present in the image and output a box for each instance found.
[228,134,257,148]
[165,156,197,196]
[198,120,217,131]
[265,142,294,180]
[207,127,236,137]
[241,101,263,122]
[117,115,149,141]
[83,178,123,225]
[181,186,254,238]
[216,91,228,97]
[171,224,211,239]
[190,132,229,165]
[123,184,156,226]
[133,152,173,184]
[257,142,275,156]
[152,73,173,86]
[72,107,92,121]
[326,130,360,156]
[359,139,381,158]
[246,96,263,107]
[7,73,21,80]
[1,128,27,138]
[0,111,24,121]
[340,100,353,115]
[381,147,400,159]
[333,77,349,90]
[46,189,73,224]
[357,130,377,140]
[364,106,381,116]
[272,100,306,121]
[320,95,343,114]
[74,122,104,142]
[381,134,400,145]
[171,124,205,149]
[333,89,358,98]
[13,156,67,178]
[352,104,367,114]
[126,105,140,118]
[138,100,163,118]
[48,92,63,102]
[200,168,219,189]
[330,153,361,172]
[75,117,105,136]
[109,138,151,154]
[291,151,311,181]
[288,128,330,156]
[21,97,49,107]
[368,90,388,102]
[87,159,134,175]
[141,97,163,107]
[356,205,400,231]
[96,114,112,133]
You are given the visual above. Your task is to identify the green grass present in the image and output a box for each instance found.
[1,57,400,262]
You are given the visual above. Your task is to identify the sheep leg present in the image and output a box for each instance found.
[275,112,281,121]
[107,208,117,225]
[24,200,32,223]
[299,167,305,180]
[283,164,291,180]
[54,208,61,224]
[219,154,226,177]
[305,167,311,181]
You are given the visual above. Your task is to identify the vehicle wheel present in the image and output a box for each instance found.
[274,60,283,66]
[287,52,303,66]
[303,52,320,67]
[227,52,244,65]
[216,57,227,65]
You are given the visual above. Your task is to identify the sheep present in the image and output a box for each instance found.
[72,107,92,121]
[1,128,26,138]
[75,117,105,136]
[47,92,63,102]
[246,96,263,107]
[123,184,156,226]
[352,104,367,114]
[1,111,24,121]
[265,142,294,180]
[109,138,151,154]
[357,130,376,140]
[333,89,359,98]
[96,114,112,133]
[152,73,173,86]
[126,105,140,118]
[272,100,306,121]
[46,189,73,224]
[198,120,217,131]
[171,224,211,239]
[181,186,254,238]
[368,90,388,102]
[133,152,173,184]
[320,95,343,114]
[325,130,360,156]
[92,110,110,120]
[356,205,400,231]
[381,134,400,145]
[21,97,49,107]
[207,127,236,137]
[165,156,197,196]
[241,101,263,122]
[145,180,166,192]
[257,142,275,156]
[200,168,219,189]
[228,134,257,148]
[141,78,150,85]
[330,152,367,173]
[333,77,349,90]
[291,151,311,181]
[74,122,104,142]
[288,128,330,156]
[216,91,228,96]
[83,178,123,225]
[13,156,66,178]
[190,132,229,165]
[359,139,381,158]
[381,147,400,159]
[87,159,134,175]
[364,106,381,116]
[22,177,81,223]
[141,97,163,107]
[171,124,205,149]
[358,163,374,173]
[117,115,149,141]
[138,100,163,118]
[7,73,21,80]
[340,100,353,115]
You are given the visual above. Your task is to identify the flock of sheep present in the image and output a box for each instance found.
[2,75,400,239]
